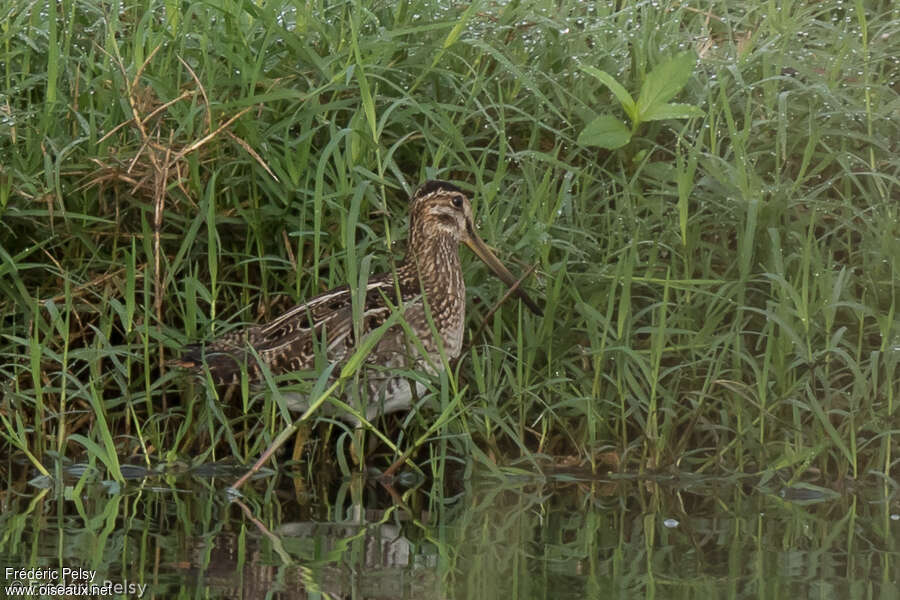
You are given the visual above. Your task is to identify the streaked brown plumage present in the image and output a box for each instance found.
[177,180,542,419]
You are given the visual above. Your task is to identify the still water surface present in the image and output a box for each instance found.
[1,465,897,599]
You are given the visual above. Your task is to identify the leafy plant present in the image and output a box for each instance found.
[577,52,704,149]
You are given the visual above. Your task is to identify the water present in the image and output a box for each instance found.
[1,465,897,598]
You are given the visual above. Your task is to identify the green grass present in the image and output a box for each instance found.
[1,0,898,485]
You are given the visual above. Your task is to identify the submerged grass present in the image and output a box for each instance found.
[1,0,898,486]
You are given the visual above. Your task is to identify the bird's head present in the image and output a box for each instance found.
[407,180,543,316]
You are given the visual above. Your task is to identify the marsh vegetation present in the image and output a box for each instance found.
[1,0,898,595]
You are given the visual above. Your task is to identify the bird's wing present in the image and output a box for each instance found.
[178,275,417,384]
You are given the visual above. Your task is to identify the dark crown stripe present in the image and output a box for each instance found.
[412,180,464,200]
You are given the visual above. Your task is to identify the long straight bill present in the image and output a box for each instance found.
[463,223,543,316]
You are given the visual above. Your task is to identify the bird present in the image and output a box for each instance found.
[176,180,542,421]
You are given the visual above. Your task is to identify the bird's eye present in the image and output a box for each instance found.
[451,195,464,209]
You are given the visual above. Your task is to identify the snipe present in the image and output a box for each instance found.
[177,180,542,420]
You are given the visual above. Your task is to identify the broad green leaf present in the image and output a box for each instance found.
[642,102,705,122]
[577,115,632,149]
[636,52,697,119]
[578,65,636,121]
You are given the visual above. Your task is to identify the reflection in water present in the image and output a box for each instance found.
[0,466,897,599]
[197,511,440,599]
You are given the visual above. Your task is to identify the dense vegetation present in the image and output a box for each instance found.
[2,0,897,485]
